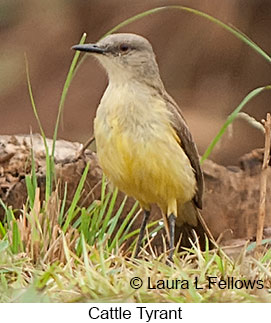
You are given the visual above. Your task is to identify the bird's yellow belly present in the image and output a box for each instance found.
[95,125,196,211]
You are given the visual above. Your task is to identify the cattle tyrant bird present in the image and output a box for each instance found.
[72,33,214,260]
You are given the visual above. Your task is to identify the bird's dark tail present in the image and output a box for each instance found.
[175,201,214,250]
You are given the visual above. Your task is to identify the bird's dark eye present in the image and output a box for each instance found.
[119,44,129,52]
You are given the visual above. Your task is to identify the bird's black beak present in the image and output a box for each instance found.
[72,43,106,54]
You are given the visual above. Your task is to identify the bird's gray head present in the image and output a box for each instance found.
[72,33,162,85]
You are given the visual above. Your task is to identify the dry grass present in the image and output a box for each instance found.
[0,185,271,303]
[1,242,271,302]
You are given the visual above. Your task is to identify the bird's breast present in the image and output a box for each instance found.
[93,83,196,208]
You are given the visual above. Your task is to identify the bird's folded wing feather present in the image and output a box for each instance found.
[163,92,204,209]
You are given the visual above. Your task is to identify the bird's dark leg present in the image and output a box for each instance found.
[134,210,151,258]
[168,213,176,261]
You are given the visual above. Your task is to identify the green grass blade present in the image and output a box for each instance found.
[100,174,107,205]
[201,85,271,162]
[118,208,140,243]
[24,55,47,142]
[80,207,91,241]
[29,139,38,201]
[73,202,97,231]
[98,188,119,241]
[169,6,271,64]
[89,194,111,245]
[0,200,16,230]
[107,196,128,236]
[51,33,87,159]
[25,175,35,208]
[103,6,271,64]
[25,55,52,200]
[58,182,68,226]
[11,220,23,254]
[95,193,111,231]
[86,177,111,244]
[0,199,9,215]
[106,196,128,251]
[62,162,90,233]
[109,201,139,251]
[0,221,6,238]
[102,7,166,38]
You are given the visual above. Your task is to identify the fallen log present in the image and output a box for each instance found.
[1,134,270,248]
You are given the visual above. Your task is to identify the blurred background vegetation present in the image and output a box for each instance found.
[1,0,271,165]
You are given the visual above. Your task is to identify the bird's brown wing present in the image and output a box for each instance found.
[163,92,204,209]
